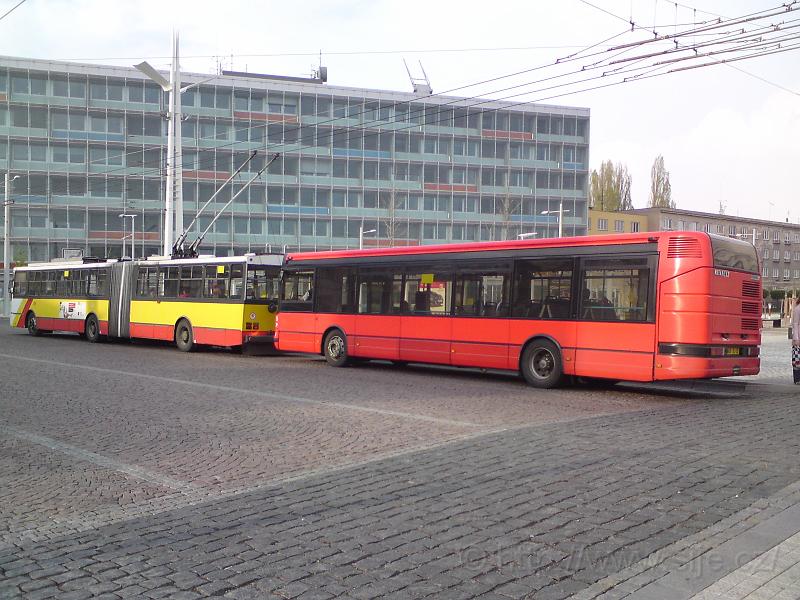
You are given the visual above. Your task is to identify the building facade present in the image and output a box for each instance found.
[587,207,646,236]
[0,55,590,266]
[627,207,800,294]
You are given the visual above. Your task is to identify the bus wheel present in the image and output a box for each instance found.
[521,339,563,389]
[175,319,195,352]
[84,315,101,343]
[26,312,42,337]
[323,329,349,367]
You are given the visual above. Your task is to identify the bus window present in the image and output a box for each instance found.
[245,267,280,303]
[710,235,758,272]
[179,265,204,298]
[161,267,179,298]
[64,270,84,297]
[12,271,27,297]
[229,265,244,300]
[512,258,573,319]
[45,270,58,296]
[87,268,109,298]
[580,256,652,322]
[403,270,452,316]
[136,267,158,298]
[28,271,43,296]
[205,265,229,299]
[314,267,355,313]
[281,269,314,311]
[454,263,511,317]
[357,269,402,315]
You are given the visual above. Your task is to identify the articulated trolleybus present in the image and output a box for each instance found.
[275,231,761,387]
[11,253,283,351]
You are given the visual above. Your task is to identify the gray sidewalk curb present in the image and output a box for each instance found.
[571,481,800,599]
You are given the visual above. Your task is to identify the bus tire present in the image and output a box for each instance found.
[84,314,101,343]
[26,312,42,337]
[175,319,195,352]
[520,339,563,389]
[323,329,349,367]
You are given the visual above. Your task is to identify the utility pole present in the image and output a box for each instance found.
[3,173,19,319]
[135,30,184,256]
[119,213,137,258]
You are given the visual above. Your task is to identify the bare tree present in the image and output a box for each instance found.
[648,155,674,208]
[499,188,521,240]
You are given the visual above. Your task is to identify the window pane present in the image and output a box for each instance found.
[455,264,510,317]
[204,264,230,299]
[315,267,354,313]
[403,270,452,315]
[357,269,402,314]
[512,258,573,319]
[280,269,314,312]
[245,266,280,302]
[580,257,651,322]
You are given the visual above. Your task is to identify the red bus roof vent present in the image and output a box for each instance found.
[667,236,702,259]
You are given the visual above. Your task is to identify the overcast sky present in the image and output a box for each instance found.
[2,0,798,223]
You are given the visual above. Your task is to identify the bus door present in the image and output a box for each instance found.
[574,255,657,381]
[450,264,511,370]
[399,269,453,365]
[108,262,135,339]
[353,269,401,360]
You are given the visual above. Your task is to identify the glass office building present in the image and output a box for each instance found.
[0,55,590,263]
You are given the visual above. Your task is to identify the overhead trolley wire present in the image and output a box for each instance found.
[10,2,800,199]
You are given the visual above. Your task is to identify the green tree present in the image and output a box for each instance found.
[589,160,633,211]
[12,247,27,268]
[648,155,674,208]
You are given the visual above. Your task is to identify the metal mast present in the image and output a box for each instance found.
[135,30,184,256]
[172,31,184,245]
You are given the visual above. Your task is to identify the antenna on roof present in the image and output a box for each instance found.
[311,50,328,82]
[403,59,432,95]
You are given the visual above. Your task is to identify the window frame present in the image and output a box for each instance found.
[577,254,658,323]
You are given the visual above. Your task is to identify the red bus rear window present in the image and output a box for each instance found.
[710,235,758,273]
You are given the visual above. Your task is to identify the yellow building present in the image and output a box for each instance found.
[587,208,649,236]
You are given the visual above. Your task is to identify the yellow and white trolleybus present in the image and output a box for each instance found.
[11,253,283,351]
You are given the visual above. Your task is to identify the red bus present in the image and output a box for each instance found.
[275,232,760,388]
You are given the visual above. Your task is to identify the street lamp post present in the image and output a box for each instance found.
[540,204,571,238]
[135,32,216,256]
[359,226,377,250]
[3,173,20,319]
[733,228,757,247]
[119,213,137,258]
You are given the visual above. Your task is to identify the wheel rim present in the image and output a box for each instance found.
[28,315,36,332]
[88,320,96,337]
[327,335,344,359]
[180,327,190,345]
[530,348,555,379]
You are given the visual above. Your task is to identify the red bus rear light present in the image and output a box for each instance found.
[659,343,758,358]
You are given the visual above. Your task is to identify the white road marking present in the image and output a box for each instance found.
[0,422,201,493]
[0,352,483,428]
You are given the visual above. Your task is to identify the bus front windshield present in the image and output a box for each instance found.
[246,267,281,303]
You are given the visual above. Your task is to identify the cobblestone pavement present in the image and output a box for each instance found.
[0,323,798,599]
[733,328,796,387]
